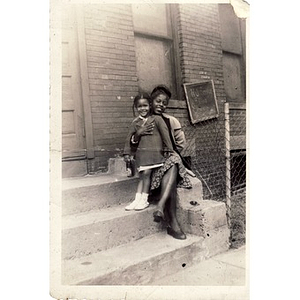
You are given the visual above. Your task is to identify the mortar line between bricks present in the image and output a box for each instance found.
[210,258,246,270]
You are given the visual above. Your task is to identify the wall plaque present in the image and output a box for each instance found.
[183,80,219,123]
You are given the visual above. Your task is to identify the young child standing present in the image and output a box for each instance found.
[123,93,174,211]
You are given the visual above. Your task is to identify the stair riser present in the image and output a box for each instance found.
[77,240,206,285]
[177,178,203,203]
[62,199,223,260]
[62,176,203,216]
[61,172,230,286]
[62,207,164,259]
[62,177,140,215]
[74,227,230,285]
[202,225,231,257]
[178,200,228,236]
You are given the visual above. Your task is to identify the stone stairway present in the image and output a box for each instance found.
[62,158,230,285]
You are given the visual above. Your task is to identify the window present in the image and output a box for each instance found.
[132,4,179,99]
[219,4,246,102]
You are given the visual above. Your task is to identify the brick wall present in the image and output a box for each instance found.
[81,3,235,202]
[178,4,225,100]
[176,4,227,199]
[83,4,138,171]
[229,109,246,137]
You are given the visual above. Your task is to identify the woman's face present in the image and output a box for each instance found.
[152,94,168,115]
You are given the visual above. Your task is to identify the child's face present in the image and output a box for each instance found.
[136,99,150,117]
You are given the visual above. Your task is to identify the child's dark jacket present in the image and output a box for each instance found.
[123,115,173,168]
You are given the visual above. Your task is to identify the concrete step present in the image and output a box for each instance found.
[62,203,164,260]
[62,198,228,261]
[62,229,229,285]
[62,174,140,215]
[62,232,205,285]
[61,156,231,286]
[178,199,229,237]
[150,246,246,286]
[62,173,203,216]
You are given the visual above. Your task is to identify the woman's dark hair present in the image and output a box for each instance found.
[150,85,172,104]
[132,93,151,116]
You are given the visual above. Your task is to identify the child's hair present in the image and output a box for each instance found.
[132,93,151,116]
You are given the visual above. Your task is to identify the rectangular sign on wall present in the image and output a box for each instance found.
[183,80,219,124]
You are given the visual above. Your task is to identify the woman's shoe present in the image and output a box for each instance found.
[167,226,186,240]
[153,209,164,223]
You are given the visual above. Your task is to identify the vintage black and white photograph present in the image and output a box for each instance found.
[50,0,249,299]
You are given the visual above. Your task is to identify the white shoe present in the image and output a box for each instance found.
[125,199,140,210]
[134,199,149,211]
[125,193,142,211]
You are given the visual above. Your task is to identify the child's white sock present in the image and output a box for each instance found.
[135,193,149,210]
[134,193,142,201]
[141,193,149,202]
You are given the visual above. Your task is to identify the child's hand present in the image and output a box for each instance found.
[136,122,154,138]
[123,155,131,163]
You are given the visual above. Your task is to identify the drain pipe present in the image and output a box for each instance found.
[224,103,231,232]
[62,154,86,162]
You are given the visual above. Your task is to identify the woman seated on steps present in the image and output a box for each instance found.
[127,85,192,240]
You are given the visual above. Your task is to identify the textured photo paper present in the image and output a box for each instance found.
[50,0,250,299]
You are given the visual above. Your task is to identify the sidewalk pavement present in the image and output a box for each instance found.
[151,245,246,286]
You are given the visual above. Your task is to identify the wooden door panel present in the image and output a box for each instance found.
[62,76,74,110]
[62,111,75,134]
[61,8,86,156]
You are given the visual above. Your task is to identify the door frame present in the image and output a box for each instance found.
[75,6,94,159]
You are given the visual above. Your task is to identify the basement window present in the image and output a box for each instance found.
[230,150,246,191]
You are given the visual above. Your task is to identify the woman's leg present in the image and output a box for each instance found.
[157,165,185,237]
[166,194,186,239]
[156,165,178,211]
[167,189,182,232]
[153,165,178,222]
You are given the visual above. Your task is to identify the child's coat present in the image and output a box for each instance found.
[124,115,173,169]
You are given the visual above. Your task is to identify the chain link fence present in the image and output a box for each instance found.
[180,102,246,247]
[87,100,246,247]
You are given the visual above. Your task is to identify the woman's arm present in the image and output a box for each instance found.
[174,128,186,153]
[168,115,186,152]
[123,122,137,156]
[154,116,174,152]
